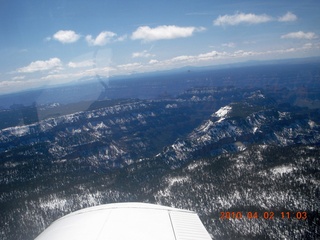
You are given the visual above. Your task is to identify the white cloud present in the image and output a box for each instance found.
[117,62,142,70]
[18,58,62,73]
[68,60,95,68]
[132,50,155,58]
[160,50,228,66]
[53,30,80,44]
[278,12,297,22]
[86,31,117,46]
[41,66,115,81]
[231,50,256,57]
[116,35,127,42]
[222,42,236,48]
[149,59,159,64]
[214,11,298,26]
[303,43,313,49]
[12,76,25,80]
[171,55,194,62]
[131,25,205,41]
[213,12,273,26]
[198,50,227,60]
[281,31,317,40]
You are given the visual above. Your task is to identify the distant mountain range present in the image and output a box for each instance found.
[1,56,320,108]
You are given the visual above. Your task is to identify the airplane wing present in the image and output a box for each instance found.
[35,202,212,240]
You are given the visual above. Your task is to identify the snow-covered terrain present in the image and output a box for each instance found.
[1,85,320,240]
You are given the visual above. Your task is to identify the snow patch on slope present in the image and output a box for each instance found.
[272,165,294,175]
[214,105,232,118]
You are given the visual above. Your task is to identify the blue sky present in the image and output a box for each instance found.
[0,0,319,94]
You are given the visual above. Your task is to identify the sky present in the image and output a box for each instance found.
[0,0,319,94]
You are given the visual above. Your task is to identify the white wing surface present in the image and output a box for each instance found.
[35,202,212,240]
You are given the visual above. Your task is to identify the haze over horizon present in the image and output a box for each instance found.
[1,0,319,94]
